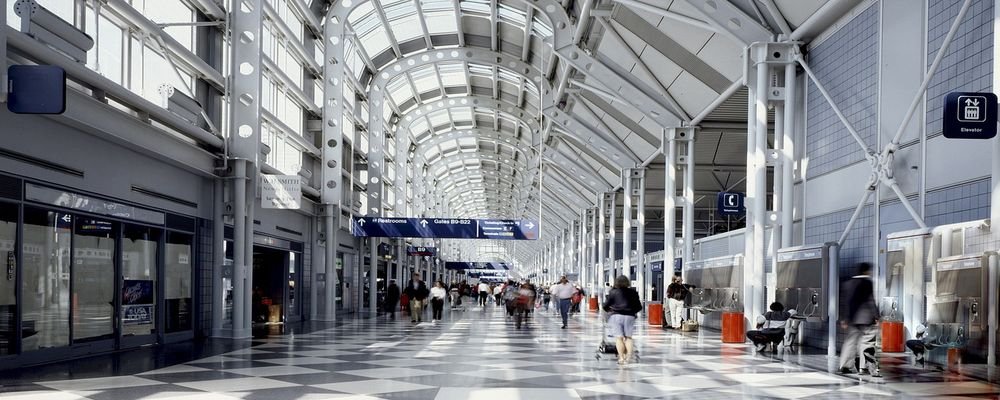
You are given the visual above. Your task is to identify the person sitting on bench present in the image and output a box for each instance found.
[746,302,793,352]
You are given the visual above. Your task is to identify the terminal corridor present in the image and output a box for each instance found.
[2,305,998,400]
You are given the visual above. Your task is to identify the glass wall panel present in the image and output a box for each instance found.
[22,208,71,351]
[165,232,192,333]
[0,203,16,355]
[122,225,160,336]
[72,217,116,343]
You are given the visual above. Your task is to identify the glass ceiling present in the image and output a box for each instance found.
[345,0,552,223]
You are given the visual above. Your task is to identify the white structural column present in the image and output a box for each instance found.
[226,0,262,339]
[589,207,598,292]
[680,129,695,280]
[598,193,609,287]
[608,191,618,279]
[622,170,633,282]
[663,128,678,290]
[580,211,588,287]
[745,43,771,321]
[781,61,795,248]
[631,169,647,300]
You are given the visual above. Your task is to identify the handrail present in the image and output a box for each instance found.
[6,26,224,149]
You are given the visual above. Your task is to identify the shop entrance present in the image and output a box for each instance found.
[252,247,288,326]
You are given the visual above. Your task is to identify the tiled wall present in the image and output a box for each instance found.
[926,0,994,137]
[302,238,312,318]
[805,3,880,178]
[197,219,214,337]
[925,178,991,226]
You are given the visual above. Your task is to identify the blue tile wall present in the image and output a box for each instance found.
[925,178,991,226]
[926,0,993,137]
[805,4,879,178]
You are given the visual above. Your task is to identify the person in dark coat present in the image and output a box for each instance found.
[839,262,880,375]
[384,280,400,320]
[403,273,430,323]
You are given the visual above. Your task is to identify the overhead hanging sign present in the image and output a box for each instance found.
[261,175,301,209]
[717,192,744,216]
[352,217,538,240]
[406,246,437,257]
[943,92,997,139]
[445,262,510,270]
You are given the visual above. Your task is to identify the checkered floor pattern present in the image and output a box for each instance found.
[2,303,999,399]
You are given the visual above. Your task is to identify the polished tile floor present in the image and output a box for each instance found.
[1,301,999,399]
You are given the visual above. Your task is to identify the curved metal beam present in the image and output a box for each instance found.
[396,95,541,135]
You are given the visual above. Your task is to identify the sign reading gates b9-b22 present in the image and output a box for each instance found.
[943,92,997,139]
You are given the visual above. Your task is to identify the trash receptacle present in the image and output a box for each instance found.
[588,296,599,311]
[721,311,745,343]
[648,302,663,326]
[881,320,904,352]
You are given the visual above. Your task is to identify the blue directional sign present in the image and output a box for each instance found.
[406,246,437,257]
[717,192,744,216]
[445,262,510,270]
[478,219,539,240]
[943,92,997,139]
[352,217,538,240]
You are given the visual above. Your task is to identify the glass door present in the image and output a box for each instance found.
[121,225,160,348]
[0,203,17,356]
[72,217,117,351]
[164,232,193,335]
[21,208,71,354]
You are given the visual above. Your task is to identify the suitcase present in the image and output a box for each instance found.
[680,320,699,332]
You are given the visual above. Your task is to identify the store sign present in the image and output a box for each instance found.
[26,183,165,225]
[943,92,997,139]
[261,175,302,209]
[407,246,437,257]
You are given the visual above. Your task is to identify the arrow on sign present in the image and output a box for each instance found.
[61,215,71,223]
[357,218,365,226]
[966,98,980,107]
[420,219,428,228]
[524,221,535,230]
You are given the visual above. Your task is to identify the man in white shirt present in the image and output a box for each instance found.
[493,284,504,305]
[477,281,490,307]
[550,276,576,329]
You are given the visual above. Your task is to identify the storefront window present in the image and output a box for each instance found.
[0,203,16,355]
[165,232,192,333]
[22,208,71,351]
[122,225,160,336]
[72,217,116,343]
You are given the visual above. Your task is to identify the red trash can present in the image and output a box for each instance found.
[588,296,599,311]
[721,311,745,343]
[881,321,904,352]
[648,302,663,326]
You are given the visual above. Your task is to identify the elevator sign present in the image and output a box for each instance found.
[943,92,997,139]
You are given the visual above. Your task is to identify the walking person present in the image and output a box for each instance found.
[478,281,490,307]
[430,280,446,323]
[493,283,504,305]
[665,275,688,329]
[404,273,429,323]
[384,279,400,320]
[551,276,575,329]
[839,262,880,375]
[514,281,536,329]
[604,275,643,365]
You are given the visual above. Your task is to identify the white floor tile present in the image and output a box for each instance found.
[311,379,435,395]
[435,387,581,400]
[173,377,300,392]
[37,376,164,391]
[223,365,329,377]
[337,367,444,379]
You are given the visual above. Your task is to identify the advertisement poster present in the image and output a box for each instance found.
[122,280,154,325]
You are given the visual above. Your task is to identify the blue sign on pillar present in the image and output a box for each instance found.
[717,192,744,216]
[943,92,997,139]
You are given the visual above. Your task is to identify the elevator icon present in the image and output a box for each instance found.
[957,95,987,122]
